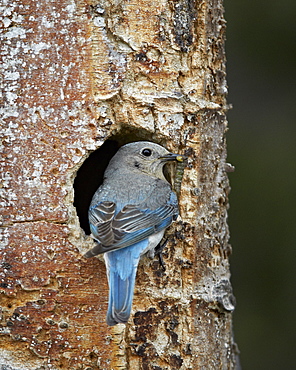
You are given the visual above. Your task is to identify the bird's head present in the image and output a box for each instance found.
[105,141,187,180]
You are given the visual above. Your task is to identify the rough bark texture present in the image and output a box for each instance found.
[0,0,239,369]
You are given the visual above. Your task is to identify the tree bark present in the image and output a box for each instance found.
[0,0,239,369]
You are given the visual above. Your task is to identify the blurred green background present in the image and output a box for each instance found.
[224,0,296,368]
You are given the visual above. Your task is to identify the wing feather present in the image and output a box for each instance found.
[86,192,178,257]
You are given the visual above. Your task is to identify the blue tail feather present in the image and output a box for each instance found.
[104,240,149,326]
[106,269,137,325]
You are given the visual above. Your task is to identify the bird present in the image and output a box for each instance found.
[84,141,186,326]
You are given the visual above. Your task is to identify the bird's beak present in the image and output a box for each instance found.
[160,153,188,163]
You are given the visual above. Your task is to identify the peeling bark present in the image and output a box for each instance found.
[0,0,239,369]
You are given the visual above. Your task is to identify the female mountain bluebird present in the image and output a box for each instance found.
[85,141,186,326]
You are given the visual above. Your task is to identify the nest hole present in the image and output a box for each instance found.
[73,129,159,235]
[73,139,118,235]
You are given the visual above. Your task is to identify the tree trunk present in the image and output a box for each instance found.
[0,0,239,369]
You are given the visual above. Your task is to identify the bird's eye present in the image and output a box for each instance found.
[141,148,152,157]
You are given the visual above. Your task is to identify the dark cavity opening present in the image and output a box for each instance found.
[73,129,157,235]
[73,139,118,234]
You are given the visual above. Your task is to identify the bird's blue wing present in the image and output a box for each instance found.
[88,201,116,246]
[86,192,178,257]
